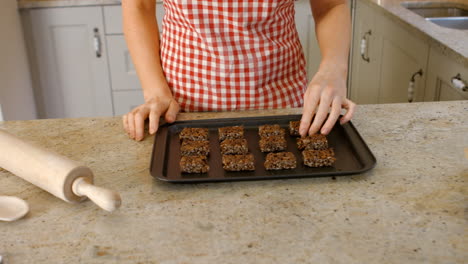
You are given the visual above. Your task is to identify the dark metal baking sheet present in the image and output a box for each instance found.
[150,115,376,183]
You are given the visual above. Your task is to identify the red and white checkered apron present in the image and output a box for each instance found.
[160,0,307,112]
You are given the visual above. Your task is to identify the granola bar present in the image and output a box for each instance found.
[258,124,285,137]
[179,127,209,141]
[302,148,336,167]
[218,126,244,141]
[259,135,287,152]
[220,138,249,155]
[289,121,300,136]
[296,134,328,150]
[180,155,209,173]
[222,154,255,171]
[264,152,297,170]
[180,140,210,156]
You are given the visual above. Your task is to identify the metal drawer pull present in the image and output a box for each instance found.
[360,30,371,62]
[408,69,423,103]
[451,73,467,92]
[93,28,102,58]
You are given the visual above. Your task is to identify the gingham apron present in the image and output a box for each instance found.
[160,0,307,112]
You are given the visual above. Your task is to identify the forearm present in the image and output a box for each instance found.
[122,0,170,100]
[300,0,355,136]
[311,1,350,77]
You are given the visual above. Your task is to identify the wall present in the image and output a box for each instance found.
[0,0,37,121]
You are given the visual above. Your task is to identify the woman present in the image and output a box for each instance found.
[122,0,355,141]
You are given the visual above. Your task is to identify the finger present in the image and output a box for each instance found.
[150,104,167,135]
[340,99,357,124]
[320,98,341,135]
[299,88,320,137]
[165,100,180,123]
[122,114,129,135]
[134,108,149,141]
[308,93,333,135]
[127,112,136,139]
[149,108,159,135]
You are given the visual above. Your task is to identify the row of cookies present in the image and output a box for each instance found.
[218,126,255,172]
[289,121,336,167]
[258,124,297,170]
[179,127,210,173]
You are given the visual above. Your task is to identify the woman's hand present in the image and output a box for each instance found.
[123,91,179,141]
[122,0,176,141]
[302,0,355,136]
[299,64,356,137]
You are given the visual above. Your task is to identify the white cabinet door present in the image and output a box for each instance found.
[112,91,144,116]
[103,3,164,112]
[29,7,113,118]
[106,35,141,91]
[425,47,468,101]
[350,0,429,104]
[376,14,429,104]
[349,0,381,104]
[103,3,164,35]
[295,0,321,80]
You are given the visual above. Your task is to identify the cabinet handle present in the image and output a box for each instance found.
[451,73,467,92]
[360,30,371,62]
[408,69,423,103]
[93,28,102,58]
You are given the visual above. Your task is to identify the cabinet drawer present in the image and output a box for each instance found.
[112,90,144,116]
[425,47,468,101]
[107,35,141,91]
[103,2,164,35]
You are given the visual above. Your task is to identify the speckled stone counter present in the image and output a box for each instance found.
[0,101,467,263]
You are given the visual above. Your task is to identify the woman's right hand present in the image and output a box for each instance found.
[123,92,179,141]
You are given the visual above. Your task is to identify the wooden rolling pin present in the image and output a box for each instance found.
[0,130,121,212]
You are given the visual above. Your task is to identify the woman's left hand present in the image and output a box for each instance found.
[299,65,356,137]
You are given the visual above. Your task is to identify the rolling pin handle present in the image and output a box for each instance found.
[72,177,121,212]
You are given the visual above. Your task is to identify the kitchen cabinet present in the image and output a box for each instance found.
[22,4,165,119]
[112,91,145,116]
[425,47,468,101]
[376,14,428,103]
[350,0,429,104]
[25,7,113,118]
[295,0,321,80]
[103,4,165,116]
[349,0,380,104]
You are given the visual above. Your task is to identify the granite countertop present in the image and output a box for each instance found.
[0,101,467,263]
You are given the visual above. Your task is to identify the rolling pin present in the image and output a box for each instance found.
[0,130,121,212]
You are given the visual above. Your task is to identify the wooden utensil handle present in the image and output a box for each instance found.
[72,177,121,212]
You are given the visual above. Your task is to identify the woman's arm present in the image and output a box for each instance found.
[299,0,356,136]
[122,0,179,141]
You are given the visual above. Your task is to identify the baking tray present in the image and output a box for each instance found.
[150,115,376,183]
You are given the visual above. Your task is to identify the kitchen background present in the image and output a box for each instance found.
[0,0,467,121]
